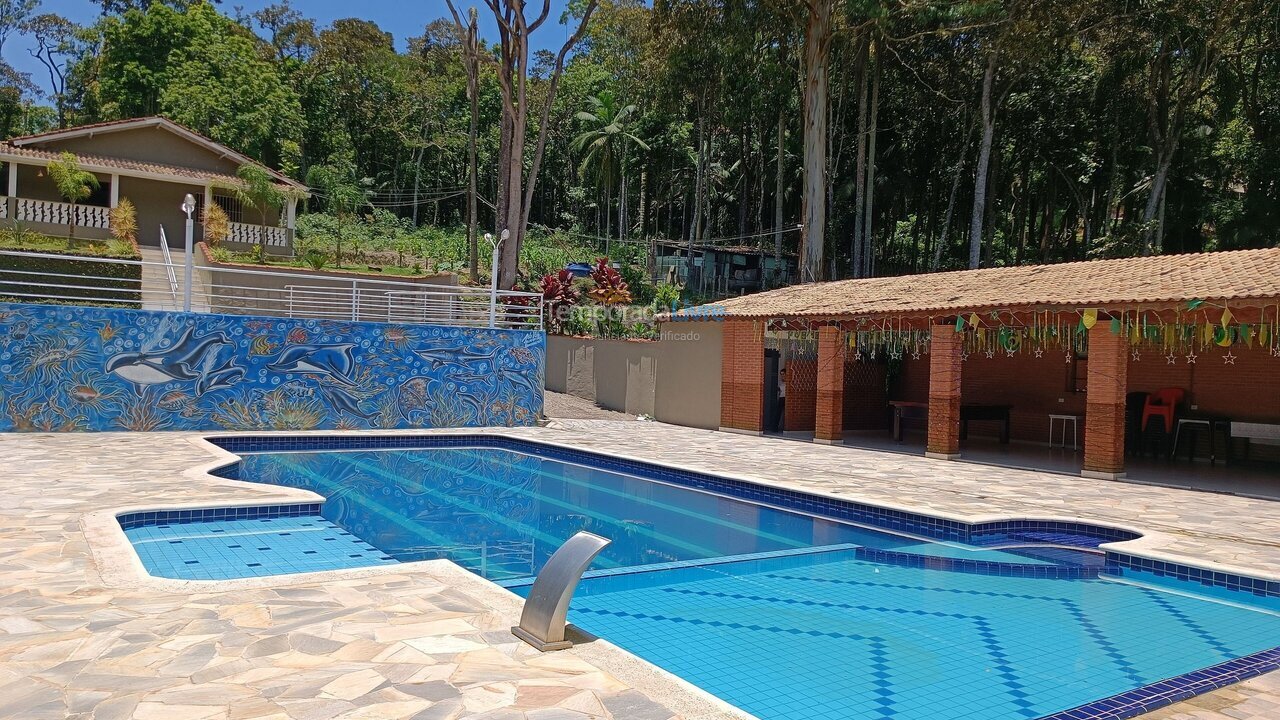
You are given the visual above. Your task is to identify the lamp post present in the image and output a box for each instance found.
[486,230,507,328]
[181,193,196,313]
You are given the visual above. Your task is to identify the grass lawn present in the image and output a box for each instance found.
[215,248,445,278]
[0,230,140,259]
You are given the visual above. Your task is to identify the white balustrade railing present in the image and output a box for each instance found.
[0,248,544,331]
[15,197,110,230]
[228,221,288,247]
[0,196,8,220]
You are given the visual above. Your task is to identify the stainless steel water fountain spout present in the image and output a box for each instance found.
[511,531,611,651]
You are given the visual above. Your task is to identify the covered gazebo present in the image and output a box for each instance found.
[671,248,1280,480]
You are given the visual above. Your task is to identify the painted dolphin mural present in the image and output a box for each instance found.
[105,327,232,393]
[195,356,246,396]
[318,383,373,419]
[266,343,359,386]
[411,345,501,370]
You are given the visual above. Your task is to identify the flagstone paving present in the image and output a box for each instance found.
[3,421,1280,719]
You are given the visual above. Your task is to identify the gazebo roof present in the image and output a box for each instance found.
[668,248,1280,321]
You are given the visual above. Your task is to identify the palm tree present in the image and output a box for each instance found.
[572,93,649,247]
[217,165,296,262]
[46,151,98,246]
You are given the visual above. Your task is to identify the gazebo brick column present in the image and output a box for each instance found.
[926,326,963,459]
[720,319,765,434]
[814,326,845,444]
[1083,322,1128,479]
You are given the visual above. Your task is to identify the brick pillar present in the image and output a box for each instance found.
[927,325,963,459]
[814,326,845,444]
[1083,322,1128,479]
[720,319,765,434]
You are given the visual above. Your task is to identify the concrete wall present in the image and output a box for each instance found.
[546,321,723,429]
[31,126,242,176]
[0,300,544,433]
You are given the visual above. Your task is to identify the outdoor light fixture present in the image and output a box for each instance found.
[181,193,196,312]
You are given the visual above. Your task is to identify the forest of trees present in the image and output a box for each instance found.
[0,0,1276,290]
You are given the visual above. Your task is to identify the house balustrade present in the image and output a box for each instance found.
[13,197,110,230]
[228,221,289,248]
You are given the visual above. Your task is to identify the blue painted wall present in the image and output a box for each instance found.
[0,302,544,432]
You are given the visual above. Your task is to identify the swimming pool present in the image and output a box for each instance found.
[121,435,1280,720]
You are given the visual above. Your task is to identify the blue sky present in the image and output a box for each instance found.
[7,0,577,98]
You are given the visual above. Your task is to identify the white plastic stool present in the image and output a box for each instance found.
[1049,414,1079,450]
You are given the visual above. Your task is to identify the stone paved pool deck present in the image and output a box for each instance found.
[3,420,1280,719]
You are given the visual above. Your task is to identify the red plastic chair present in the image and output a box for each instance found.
[1141,388,1185,434]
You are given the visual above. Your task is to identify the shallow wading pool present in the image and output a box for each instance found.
[119,435,1280,720]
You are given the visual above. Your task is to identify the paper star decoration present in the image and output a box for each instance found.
[961,352,970,362]
[1165,353,1177,365]
[1185,351,1198,364]
[1223,351,1237,365]
[1131,350,1141,361]
[1034,349,1044,358]
[985,349,996,359]
[1006,348,1016,357]
[1066,353,1074,364]
[1272,346,1280,358]
[911,351,921,360]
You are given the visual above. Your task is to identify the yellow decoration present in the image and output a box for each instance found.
[1221,308,1234,328]
[1082,309,1098,329]
[969,313,980,328]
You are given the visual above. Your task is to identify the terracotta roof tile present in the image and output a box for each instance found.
[0,145,296,190]
[669,248,1280,320]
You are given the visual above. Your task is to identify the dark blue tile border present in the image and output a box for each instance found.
[853,547,1109,580]
[196,432,1280,720]
[118,503,322,530]
[1038,646,1280,720]
[205,433,1138,546]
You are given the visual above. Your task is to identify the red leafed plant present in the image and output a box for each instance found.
[540,269,581,333]
[588,257,632,305]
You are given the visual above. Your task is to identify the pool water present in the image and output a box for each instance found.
[121,442,1280,720]
[201,446,1068,581]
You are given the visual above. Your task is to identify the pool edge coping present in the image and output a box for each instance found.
[78,426,1280,720]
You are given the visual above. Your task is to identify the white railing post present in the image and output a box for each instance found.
[183,218,194,313]
[351,280,359,322]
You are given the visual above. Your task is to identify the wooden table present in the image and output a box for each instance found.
[887,402,1012,445]
[960,404,1012,444]
[888,401,927,442]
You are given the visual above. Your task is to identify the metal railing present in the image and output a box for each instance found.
[157,226,180,306]
[0,248,544,330]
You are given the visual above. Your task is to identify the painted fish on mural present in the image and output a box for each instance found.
[105,327,232,392]
[249,335,279,356]
[286,327,309,344]
[267,344,360,386]
[157,390,201,417]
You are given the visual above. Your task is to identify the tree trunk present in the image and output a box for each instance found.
[688,110,706,276]
[799,0,833,283]
[862,40,880,278]
[968,51,998,269]
[466,39,480,280]
[933,121,970,271]
[852,33,869,278]
[774,106,786,265]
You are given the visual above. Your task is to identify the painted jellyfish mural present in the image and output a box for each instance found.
[0,302,545,432]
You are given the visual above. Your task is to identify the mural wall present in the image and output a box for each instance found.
[0,302,545,432]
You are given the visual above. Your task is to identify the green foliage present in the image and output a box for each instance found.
[0,228,140,306]
[653,281,681,311]
[302,247,328,270]
[108,197,138,245]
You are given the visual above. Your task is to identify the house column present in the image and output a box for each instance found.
[1083,321,1128,479]
[720,319,765,435]
[926,323,963,459]
[109,174,119,208]
[286,197,297,229]
[814,326,845,444]
[7,162,16,196]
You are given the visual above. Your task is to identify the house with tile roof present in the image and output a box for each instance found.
[0,117,306,252]
[663,248,1280,481]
